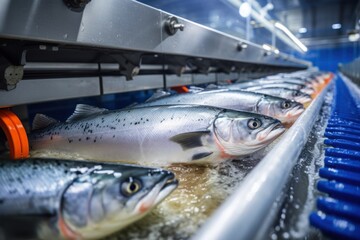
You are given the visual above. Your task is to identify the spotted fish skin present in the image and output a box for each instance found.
[136,89,269,113]
[29,105,285,165]
[0,159,112,215]
[0,158,77,216]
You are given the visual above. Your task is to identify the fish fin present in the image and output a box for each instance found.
[188,86,205,93]
[66,104,108,122]
[192,152,213,161]
[32,114,59,130]
[205,84,219,90]
[145,91,171,102]
[170,131,210,150]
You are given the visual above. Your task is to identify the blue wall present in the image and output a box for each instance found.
[295,42,360,72]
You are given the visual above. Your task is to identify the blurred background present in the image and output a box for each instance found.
[138,0,360,72]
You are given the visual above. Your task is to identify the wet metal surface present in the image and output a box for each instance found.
[269,87,333,240]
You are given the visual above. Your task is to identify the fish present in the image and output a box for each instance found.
[265,74,314,82]
[234,83,315,96]
[242,87,312,105]
[0,158,178,239]
[29,104,285,165]
[280,71,330,86]
[236,77,313,87]
[193,85,312,106]
[225,81,316,95]
[265,75,325,92]
[135,89,304,124]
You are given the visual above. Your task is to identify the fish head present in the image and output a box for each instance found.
[59,165,178,239]
[213,111,285,156]
[257,97,304,124]
[291,90,312,105]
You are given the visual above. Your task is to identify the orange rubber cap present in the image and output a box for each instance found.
[171,86,189,93]
[0,109,29,159]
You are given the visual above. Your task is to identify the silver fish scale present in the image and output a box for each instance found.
[240,83,304,91]
[250,88,295,97]
[0,159,80,215]
[235,79,307,88]
[29,106,225,164]
[137,90,268,113]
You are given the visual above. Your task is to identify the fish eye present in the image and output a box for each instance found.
[281,100,291,109]
[121,178,142,196]
[247,118,262,129]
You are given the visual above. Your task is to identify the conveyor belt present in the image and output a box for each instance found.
[194,72,332,240]
[310,76,360,240]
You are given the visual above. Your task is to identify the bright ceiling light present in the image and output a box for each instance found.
[262,44,272,51]
[349,32,360,42]
[239,2,251,18]
[298,27,307,34]
[274,22,308,52]
[332,23,342,29]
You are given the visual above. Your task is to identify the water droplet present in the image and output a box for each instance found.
[282,232,290,239]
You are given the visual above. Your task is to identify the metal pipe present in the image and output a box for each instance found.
[193,81,332,240]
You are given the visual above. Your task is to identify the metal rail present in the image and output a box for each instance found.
[193,81,332,240]
[339,57,360,84]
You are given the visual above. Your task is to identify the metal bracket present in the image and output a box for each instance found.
[110,53,142,80]
[168,65,186,76]
[237,42,248,52]
[0,65,23,91]
[0,42,63,90]
[216,61,235,74]
[63,0,91,12]
[0,51,24,91]
[188,58,212,75]
[163,56,188,76]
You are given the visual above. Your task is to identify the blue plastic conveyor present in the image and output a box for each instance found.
[310,75,360,240]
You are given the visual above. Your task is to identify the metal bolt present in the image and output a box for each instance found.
[237,42,248,51]
[173,23,185,31]
[132,66,140,77]
[63,0,91,12]
[166,16,185,35]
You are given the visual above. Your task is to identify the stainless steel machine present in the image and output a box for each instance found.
[2,1,351,240]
